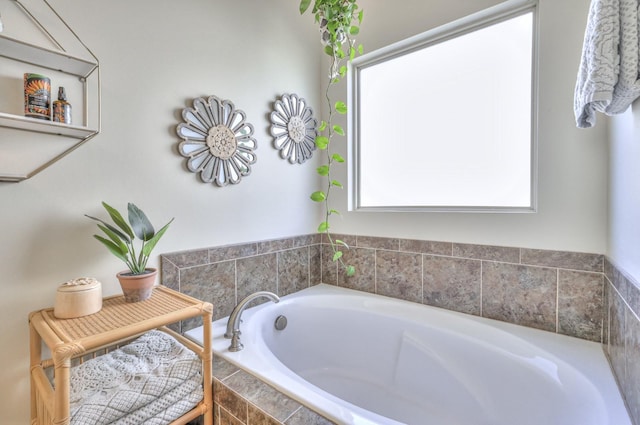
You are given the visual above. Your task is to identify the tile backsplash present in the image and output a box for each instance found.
[161,233,639,425]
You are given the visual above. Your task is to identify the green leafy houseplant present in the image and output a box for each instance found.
[86,202,173,275]
[300,0,363,277]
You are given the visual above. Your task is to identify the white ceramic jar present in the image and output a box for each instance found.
[54,277,102,319]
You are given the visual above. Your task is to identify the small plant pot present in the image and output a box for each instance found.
[116,268,157,303]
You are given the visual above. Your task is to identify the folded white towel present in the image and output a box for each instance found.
[574,0,640,128]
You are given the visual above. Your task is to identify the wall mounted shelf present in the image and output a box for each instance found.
[0,0,100,182]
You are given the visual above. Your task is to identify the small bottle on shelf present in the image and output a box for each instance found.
[52,86,72,124]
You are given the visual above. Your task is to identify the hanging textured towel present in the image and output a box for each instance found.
[574,0,640,128]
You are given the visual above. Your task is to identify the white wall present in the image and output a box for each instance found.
[0,0,613,422]
[609,106,640,282]
[0,1,321,422]
[327,0,609,253]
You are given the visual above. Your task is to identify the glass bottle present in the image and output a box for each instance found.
[52,86,72,124]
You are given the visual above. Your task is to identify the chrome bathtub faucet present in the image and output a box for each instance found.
[224,291,280,352]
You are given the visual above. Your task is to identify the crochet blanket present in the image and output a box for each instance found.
[574,0,640,128]
[69,330,203,425]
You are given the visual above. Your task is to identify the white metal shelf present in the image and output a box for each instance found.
[0,0,100,183]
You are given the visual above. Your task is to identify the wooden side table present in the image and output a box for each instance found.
[29,285,213,425]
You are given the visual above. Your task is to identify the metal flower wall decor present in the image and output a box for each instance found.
[177,96,257,186]
[270,93,318,164]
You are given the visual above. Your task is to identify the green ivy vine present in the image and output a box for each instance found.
[300,0,363,277]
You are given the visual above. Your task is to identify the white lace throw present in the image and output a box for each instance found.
[574,0,640,128]
[69,330,203,425]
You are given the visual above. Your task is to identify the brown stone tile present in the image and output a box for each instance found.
[320,244,338,286]
[399,239,452,256]
[160,256,179,291]
[278,248,310,297]
[285,407,336,425]
[521,248,603,272]
[180,261,236,321]
[375,250,422,303]
[237,254,278,305]
[608,290,626,389]
[258,238,293,254]
[423,255,481,316]
[338,247,375,293]
[224,371,301,422]
[214,354,240,380]
[248,404,281,425]
[309,245,322,286]
[214,378,247,423]
[161,248,210,268]
[218,404,246,425]
[603,280,611,348]
[625,309,640,425]
[453,243,520,263]
[482,262,557,331]
[357,235,399,250]
[210,243,258,263]
[627,279,640,319]
[292,234,321,247]
[557,270,603,342]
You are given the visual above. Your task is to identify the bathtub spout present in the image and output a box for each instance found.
[224,291,280,352]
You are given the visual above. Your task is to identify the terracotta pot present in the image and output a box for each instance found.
[116,268,157,303]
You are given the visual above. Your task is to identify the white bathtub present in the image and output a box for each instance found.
[186,284,631,425]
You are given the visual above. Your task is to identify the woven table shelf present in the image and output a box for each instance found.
[29,285,213,425]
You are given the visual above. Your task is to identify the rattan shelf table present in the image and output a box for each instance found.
[29,285,213,425]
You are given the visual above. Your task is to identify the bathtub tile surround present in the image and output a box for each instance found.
[162,234,639,424]
[162,233,607,339]
[604,259,640,425]
[482,262,558,332]
[212,355,335,425]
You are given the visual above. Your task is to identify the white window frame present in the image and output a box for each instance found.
[348,0,539,213]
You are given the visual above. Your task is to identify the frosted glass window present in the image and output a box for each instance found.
[350,5,536,212]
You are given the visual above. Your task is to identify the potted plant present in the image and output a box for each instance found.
[86,202,173,302]
[300,0,363,277]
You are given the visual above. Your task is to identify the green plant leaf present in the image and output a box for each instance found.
[315,136,329,150]
[333,250,343,261]
[317,165,330,176]
[335,239,349,248]
[358,44,364,55]
[339,65,347,77]
[310,191,326,202]
[331,180,343,188]
[358,10,364,24]
[97,224,128,253]
[329,209,341,216]
[324,45,334,56]
[335,101,347,114]
[333,125,344,136]
[318,221,329,233]
[346,265,356,277]
[318,120,327,131]
[141,219,174,256]
[93,235,129,262]
[128,203,155,241]
[332,153,345,163]
[350,46,356,61]
[350,25,360,35]
[101,202,134,240]
[85,214,131,243]
[299,0,311,14]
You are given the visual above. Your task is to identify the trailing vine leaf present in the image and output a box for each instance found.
[311,191,326,202]
[317,165,330,176]
[300,0,363,278]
